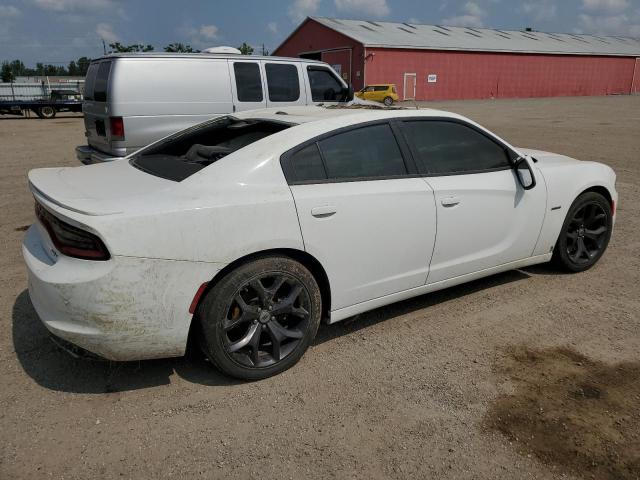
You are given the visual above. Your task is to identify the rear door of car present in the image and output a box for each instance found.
[82,60,112,154]
[283,121,437,311]
[228,60,267,112]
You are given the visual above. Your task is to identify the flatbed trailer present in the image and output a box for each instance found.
[0,99,82,119]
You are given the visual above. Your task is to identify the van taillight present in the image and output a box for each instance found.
[35,202,110,261]
[110,116,125,141]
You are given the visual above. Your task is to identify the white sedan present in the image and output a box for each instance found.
[23,106,617,379]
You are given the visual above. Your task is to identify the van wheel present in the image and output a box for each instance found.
[383,96,394,106]
[38,106,56,119]
[197,256,322,380]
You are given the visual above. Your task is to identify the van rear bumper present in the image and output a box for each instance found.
[75,145,124,164]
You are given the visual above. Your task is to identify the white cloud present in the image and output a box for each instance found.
[0,5,21,17]
[442,1,486,28]
[523,1,557,21]
[33,0,115,12]
[578,11,640,36]
[288,0,320,23]
[199,24,218,40]
[267,21,279,34]
[581,0,630,14]
[96,22,118,43]
[335,0,390,18]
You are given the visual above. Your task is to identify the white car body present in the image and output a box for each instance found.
[23,107,617,361]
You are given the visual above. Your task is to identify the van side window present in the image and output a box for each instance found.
[265,64,300,102]
[307,66,344,102]
[93,61,112,102]
[233,63,263,102]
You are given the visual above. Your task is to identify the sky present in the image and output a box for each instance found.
[0,0,639,66]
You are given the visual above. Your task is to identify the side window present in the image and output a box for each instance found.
[318,124,406,180]
[265,63,300,102]
[93,61,112,102]
[290,144,327,182]
[374,86,388,92]
[233,62,263,102]
[401,121,510,174]
[83,63,99,100]
[307,67,344,102]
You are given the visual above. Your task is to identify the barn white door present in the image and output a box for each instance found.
[403,73,416,100]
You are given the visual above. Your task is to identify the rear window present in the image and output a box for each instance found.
[83,63,99,100]
[131,116,292,181]
[233,62,263,102]
[92,61,112,102]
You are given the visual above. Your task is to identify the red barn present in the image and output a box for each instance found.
[273,17,640,101]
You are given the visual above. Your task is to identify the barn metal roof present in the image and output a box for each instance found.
[310,17,640,57]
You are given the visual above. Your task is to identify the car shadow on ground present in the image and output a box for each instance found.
[12,267,549,394]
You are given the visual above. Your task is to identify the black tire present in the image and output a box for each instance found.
[197,256,322,380]
[383,96,394,106]
[552,191,612,272]
[38,106,56,119]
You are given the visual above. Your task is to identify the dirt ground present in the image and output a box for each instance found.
[1,96,639,480]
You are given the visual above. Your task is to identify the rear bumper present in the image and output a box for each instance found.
[75,145,124,165]
[23,224,223,361]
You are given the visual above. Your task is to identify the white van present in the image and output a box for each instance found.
[76,53,353,163]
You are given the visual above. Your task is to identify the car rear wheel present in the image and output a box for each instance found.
[197,256,322,380]
[552,192,612,272]
[37,106,56,119]
[383,96,394,106]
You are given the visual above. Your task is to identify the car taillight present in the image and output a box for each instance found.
[110,116,125,141]
[35,202,110,261]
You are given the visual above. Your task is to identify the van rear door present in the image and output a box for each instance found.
[82,60,115,156]
[228,60,267,112]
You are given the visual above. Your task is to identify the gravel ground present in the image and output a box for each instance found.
[1,96,638,479]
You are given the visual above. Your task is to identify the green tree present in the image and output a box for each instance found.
[76,57,91,76]
[35,63,44,75]
[1,62,15,82]
[9,59,26,76]
[109,42,154,53]
[238,42,254,55]
[164,43,198,53]
[67,60,79,76]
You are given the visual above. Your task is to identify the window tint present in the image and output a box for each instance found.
[290,144,326,182]
[373,86,388,91]
[307,67,344,102]
[265,63,300,102]
[234,63,263,102]
[93,61,112,102]
[319,124,406,179]
[401,121,510,174]
[83,63,99,100]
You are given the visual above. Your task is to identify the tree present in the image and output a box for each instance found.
[164,43,198,53]
[1,62,14,82]
[67,60,79,76]
[238,42,254,55]
[76,57,91,76]
[109,42,154,53]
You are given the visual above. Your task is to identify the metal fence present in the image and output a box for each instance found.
[0,80,85,101]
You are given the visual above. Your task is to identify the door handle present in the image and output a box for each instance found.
[441,196,461,207]
[311,205,337,218]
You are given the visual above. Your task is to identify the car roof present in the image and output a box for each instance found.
[365,84,394,86]
[235,105,464,125]
[96,52,328,64]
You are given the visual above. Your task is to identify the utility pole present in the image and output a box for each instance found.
[102,39,107,55]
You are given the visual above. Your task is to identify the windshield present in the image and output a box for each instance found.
[131,116,293,181]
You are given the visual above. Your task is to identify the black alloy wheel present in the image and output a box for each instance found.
[553,192,612,272]
[198,256,322,380]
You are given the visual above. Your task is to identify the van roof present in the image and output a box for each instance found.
[94,52,329,64]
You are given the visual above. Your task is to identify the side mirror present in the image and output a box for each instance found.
[341,84,354,102]
[515,156,536,190]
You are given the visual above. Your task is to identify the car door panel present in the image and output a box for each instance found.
[424,170,546,284]
[291,179,437,310]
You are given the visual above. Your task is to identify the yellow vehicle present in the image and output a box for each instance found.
[355,84,399,106]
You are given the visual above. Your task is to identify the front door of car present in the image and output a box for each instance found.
[283,122,437,311]
[398,119,546,284]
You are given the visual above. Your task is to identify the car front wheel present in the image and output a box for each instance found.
[552,191,612,272]
[197,256,322,380]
